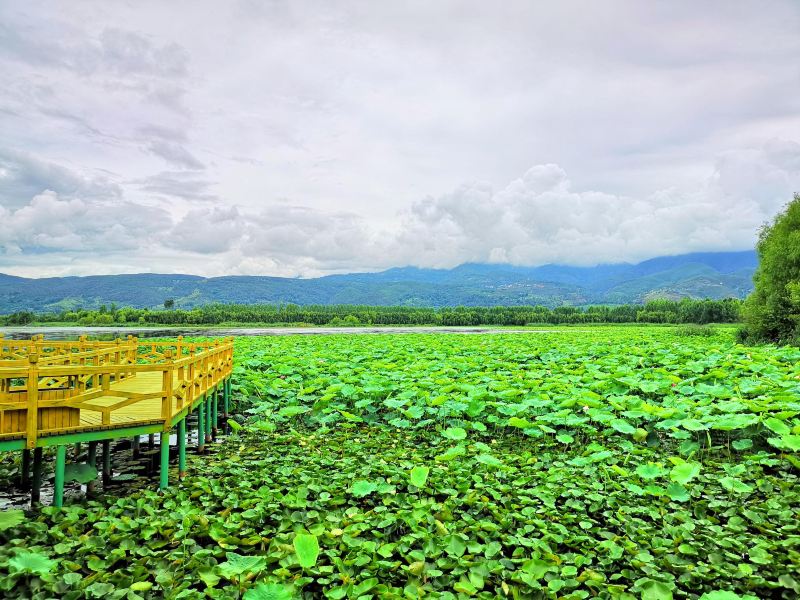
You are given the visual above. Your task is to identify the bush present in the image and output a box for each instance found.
[675,324,715,337]
[742,193,800,344]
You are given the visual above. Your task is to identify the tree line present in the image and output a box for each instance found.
[2,298,742,327]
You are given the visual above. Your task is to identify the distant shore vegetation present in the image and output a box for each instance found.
[1,298,742,327]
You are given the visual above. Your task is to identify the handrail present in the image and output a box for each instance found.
[0,336,234,448]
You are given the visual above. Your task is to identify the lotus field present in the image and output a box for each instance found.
[2,326,800,599]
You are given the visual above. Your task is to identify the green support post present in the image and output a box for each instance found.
[197,402,205,454]
[88,441,97,466]
[205,395,213,443]
[178,418,187,478]
[159,431,170,490]
[212,387,218,437]
[20,448,31,489]
[223,378,230,417]
[102,440,111,487]
[54,445,66,508]
[31,447,43,505]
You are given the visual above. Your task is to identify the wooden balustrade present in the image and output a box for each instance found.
[0,336,234,449]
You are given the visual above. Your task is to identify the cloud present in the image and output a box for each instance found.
[146,141,205,170]
[135,171,217,201]
[1,2,800,278]
[0,148,121,209]
[242,205,375,268]
[2,135,799,278]
[0,190,171,256]
[389,140,800,269]
[168,206,242,253]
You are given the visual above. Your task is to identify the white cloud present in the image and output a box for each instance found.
[1,138,799,277]
[1,1,799,278]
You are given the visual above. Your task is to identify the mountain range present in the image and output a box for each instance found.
[0,250,758,312]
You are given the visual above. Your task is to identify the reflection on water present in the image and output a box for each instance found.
[0,325,536,340]
[0,327,200,340]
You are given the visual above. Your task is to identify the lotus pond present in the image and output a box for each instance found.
[1,326,799,599]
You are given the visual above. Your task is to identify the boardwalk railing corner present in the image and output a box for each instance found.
[0,334,235,506]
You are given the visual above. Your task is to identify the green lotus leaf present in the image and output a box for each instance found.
[9,551,57,575]
[441,427,467,440]
[0,509,25,531]
[409,466,430,487]
[294,533,320,569]
[720,477,753,494]
[65,463,98,484]
[670,462,701,485]
[636,463,665,480]
[218,552,267,578]
[350,480,378,497]
[243,582,296,600]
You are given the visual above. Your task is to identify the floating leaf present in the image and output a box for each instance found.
[278,406,310,418]
[610,418,636,434]
[720,477,753,494]
[636,463,665,480]
[9,551,57,575]
[507,417,534,429]
[350,480,378,497]
[640,579,673,600]
[218,552,267,579]
[441,427,467,440]
[64,463,97,484]
[666,482,690,502]
[0,509,24,531]
[243,582,296,600]
[670,462,701,485]
[475,454,503,467]
[294,533,320,569]
[409,466,430,487]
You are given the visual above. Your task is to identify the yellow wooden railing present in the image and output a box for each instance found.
[0,335,234,448]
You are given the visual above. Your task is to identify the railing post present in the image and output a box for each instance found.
[188,345,196,406]
[114,339,122,382]
[26,352,39,449]
[162,350,174,423]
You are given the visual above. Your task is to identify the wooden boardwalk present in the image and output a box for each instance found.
[0,335,234,506]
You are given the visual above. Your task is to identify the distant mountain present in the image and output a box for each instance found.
[0,250,758,312]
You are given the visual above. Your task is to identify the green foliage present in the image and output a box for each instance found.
[243,582,295,600]
[675,324,716,337]
[743,193,800,344]
[2,298,744,326]
[218,552,266,579]
[293,533,320,569]
[408,466,430,487]
[0,510,24,531]
[64,463,98,484]
[1,328,799,599]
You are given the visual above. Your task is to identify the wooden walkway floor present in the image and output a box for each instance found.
[76,372,180,429]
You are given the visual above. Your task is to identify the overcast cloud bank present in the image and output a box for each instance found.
[1,1,799,277]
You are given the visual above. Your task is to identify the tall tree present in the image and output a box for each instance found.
[743,193,800,343]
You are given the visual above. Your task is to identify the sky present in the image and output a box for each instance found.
[1,0,800,278]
